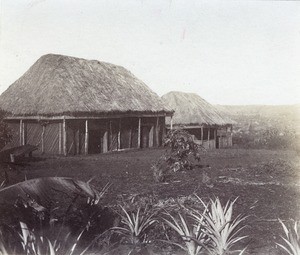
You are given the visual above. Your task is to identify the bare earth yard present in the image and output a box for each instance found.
[3,148,300,254]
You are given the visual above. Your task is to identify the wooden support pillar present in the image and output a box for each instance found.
[155,117,159,147]
[85,120,89,155]
[63,119,67,156]
[170,116,173,130]
[128,126,132,148]
[103,130,108,153]
[208,128,210,149]
[109,121,112,151]
[200,126,204,144]
[19,120,23,146]
[149,125,154,148]
[22,121,26,145]
[58,122,62,154]
[117,119,121,150]
[137,118,141,148]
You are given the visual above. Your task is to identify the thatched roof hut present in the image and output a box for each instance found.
[162,91,234,149]
[0,54,171,117]
[0,54,172,155]
[162,91,234,126]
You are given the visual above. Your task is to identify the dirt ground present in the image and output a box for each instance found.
[1,148,300,254]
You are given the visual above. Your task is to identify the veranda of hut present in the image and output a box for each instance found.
[0,54,172,155]
[162,91,234,149]
[5,114,167,155]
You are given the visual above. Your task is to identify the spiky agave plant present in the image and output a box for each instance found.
[276,219,300,255]
[162,203,209,255]
[198,197,247,255]
[112,205,158,245]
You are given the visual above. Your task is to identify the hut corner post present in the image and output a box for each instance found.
[85,120,89,155]
[117,118,121,150]
[19,119,24,146]
[63,118,67,156]
[137,117,141,148]
[58,122,62,154]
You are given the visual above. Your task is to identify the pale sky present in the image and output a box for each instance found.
[0,0,299,105]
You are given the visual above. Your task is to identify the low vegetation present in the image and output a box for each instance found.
[153,130,203,182]
[0,127,299,254]
[277,219,300,255]
[233,127,298,150]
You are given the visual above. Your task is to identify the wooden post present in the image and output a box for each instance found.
[109,121,112,151]
[137,118,141,148]
[155,117,159,147]
[149,126,154,147]
[63,118,67,156]
[200,126,204,144]
[58,122,62,154]
[208,128,210,149]
[128,125,132,148]
[103,130,108,153]
[170,116,173,130]
[117,119,121,150]
[19,120,23,146]
[22,121,26,145]
[85,120,89,155]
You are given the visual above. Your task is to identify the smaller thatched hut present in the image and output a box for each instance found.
[162,91,234,149]
[0,54,173,155]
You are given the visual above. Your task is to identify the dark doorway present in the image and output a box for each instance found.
[216,136,220,149]
[141,126,149,148]
[89,130,102,154]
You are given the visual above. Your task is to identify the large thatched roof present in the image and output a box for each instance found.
[0,54,172,117]
[162,91,234,126]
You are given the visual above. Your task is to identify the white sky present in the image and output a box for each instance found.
[0,0,299,105]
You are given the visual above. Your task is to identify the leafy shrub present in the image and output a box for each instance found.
[153,130,203,182]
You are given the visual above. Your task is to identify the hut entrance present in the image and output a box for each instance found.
[216,135,220,149]
[89,130,103,154]
[141,126,149,148]
[88,120,108,154]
